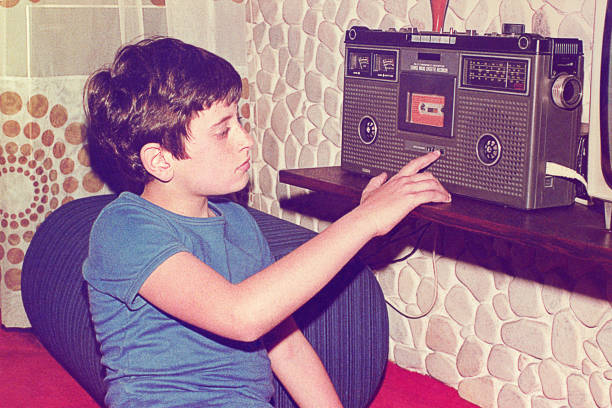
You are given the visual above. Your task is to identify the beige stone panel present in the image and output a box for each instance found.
[260,45,277,73]
[335,0,357,29]
[316,139,336,166]
[407,0,431,31]
[465,0,495,32]
[279,47,291,76]
[297,144,317,168]
[285,58,304,90]
[304,37,317,72]
[270,102,290,141]
[282,0,305,25]
[306,104,324,128]
[456,255,495,302]
[254,73,274,100]
[323,87,341,118]
[588,371,611,408]
[532,4,563,37]
[383,0,413,19]
[317,20,341,51]
[380,13,403,31]
[303,8,321,36]
[584,339,609,369]
[497,383,528,408]
[450,0,479,19]
[259,0,281,24]
[272,79,288,102]
[488,344,518,382]
[408,316,427,349]
[518,363,540,394]
[567,373,594,408]
[286,91,304,117]
[416,277,436,314]
[426,352,460,385]
[551,309,581,369]
[538,358,567,400]
[261,129,280,170]
[475,303,501,345]
[492,293,514,321]
[530,395,557,408]
[269,24,286,49]
[596,319,612,366]
[253,22,268,53]
[570,274,608,328]
[434,256,457,290]
[388,302,413,344]
[582,358,596,376]
[356,0,385,27]
[304,71,323,103]
[308,127,323,147]
[508,272,546,318]
[501,319,549,359]
[426,315,459,355]
[546,0,583,13]
[315,43,337,80]
[499,0,534,31]
[255,96,272,128]
[398,262,419,304]
[288,26,303,58]
[445,284,476,326]
[542,270,571,315]
[458,376,496,408]
[456,335,486,377]
[394,343,426,371]
[322,116,341,146]
[289,116,308,144]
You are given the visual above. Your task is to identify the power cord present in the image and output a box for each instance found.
[545,161,589,205]
[384,224,440,319]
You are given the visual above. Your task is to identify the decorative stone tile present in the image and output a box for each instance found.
[584,339,608,368]
[559,13,595,50]
[542,269,571,315]
[408,0,431,32]
[445,284,476,326]
[426,315,459,355]
[394,343,426,370]
[465,0,494,33]
[259,0,281,25]
[304,36,316,71]
[518,363,540,394]
[458,376,496,408]
[581,0,596,27]
[488,344,518,382]
[322,0,339,21]
[316,43,338,80]
[323,86,341,118]
[307,127,323,146]
[588,371,610,408]
[551,309,581,369]
[498,383,528,408]
[389,302,414,343]
[283,134,302,169]
[270,101,290,141]
[269,24,286,49]
[256,70,275,95]
[546,0,583,13]
[508,272,546,318]
[272,78,287,102]
[258,164,276,199]
[318,20,341,51]
[456,257,495,302]
[538,358,567,400]
[316,139,336,165]
[398,262,419,304]
[303,8,321,36]
[501,319,549,359]
[282,0,305,25]
[567,373,593,408]
[260,45,277,73]
[530,395,556,408]
[278,47,291,76]
[492,293,513,321]
[306,104,324,128]
[304,71,323,103]
[417,277,436,314]
[335,0,355,29]
[499,0,534,31]
[532,4,563,37]
[356,0,385,27]
[287,26,303,58]
[285,58,304,89]
[384,0,412,19]
[297,143,316,168]
[255,96,272,128]
[475,303,501,344]
[262,129,280,170]
[253,22,268,53]
[457,335,486,377]
[408,316,427,349]
[375,266,397,295]
[570,273,608,328]
[450,0,480,19]
[426,351,460,385]
[596,319,612,366]
[581,358,596,376]
[286,91,304,117]
[289,115,307,144]
[322,116,341,146]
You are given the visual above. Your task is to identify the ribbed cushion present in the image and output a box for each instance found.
[22,195,388,407]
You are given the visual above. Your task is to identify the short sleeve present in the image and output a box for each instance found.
[83,204,186,310]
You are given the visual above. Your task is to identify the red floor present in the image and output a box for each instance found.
[0,326,478,407]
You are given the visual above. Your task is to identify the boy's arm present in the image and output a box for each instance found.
[139,151,450,342]
[265,318,342,408]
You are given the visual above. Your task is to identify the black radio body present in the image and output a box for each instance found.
[341,26,584,209]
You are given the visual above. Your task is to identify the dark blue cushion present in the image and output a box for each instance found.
[22,194,388,407]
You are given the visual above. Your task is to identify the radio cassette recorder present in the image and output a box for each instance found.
[340,25,584,209]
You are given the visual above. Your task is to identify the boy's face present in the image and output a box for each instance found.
[171,101,253,197]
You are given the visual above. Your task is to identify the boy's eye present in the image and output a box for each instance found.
[217,128,230,138]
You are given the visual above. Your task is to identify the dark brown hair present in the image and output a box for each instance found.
[84,37,242,193]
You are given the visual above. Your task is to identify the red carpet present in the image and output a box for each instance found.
[0,326,477,407]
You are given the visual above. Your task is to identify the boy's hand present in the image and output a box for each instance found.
[358,151,451,237]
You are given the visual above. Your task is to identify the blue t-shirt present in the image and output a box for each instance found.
[83,192,275,407]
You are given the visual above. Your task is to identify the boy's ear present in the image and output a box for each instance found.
[140,143,174,182]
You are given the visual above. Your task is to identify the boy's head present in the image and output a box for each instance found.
[84,37,242,193]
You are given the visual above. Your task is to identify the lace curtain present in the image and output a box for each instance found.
[0,0,249,327]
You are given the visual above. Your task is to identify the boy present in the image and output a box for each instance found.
[82,37,451,407]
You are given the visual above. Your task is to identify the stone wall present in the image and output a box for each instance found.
[245,1,611,407]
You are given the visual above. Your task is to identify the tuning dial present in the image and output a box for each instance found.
[551,74,582,109]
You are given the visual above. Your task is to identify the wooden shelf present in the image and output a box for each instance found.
[279,166,612,266]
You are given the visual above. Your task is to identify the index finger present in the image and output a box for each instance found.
[396,150,441,177]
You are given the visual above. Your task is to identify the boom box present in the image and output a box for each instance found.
[341,25,584,209]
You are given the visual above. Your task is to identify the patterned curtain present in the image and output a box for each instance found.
[0,0,250,327]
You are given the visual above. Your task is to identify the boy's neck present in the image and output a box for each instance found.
[140,181,213,218]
